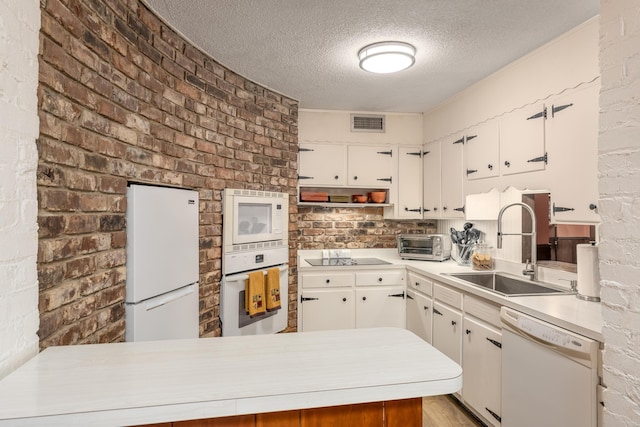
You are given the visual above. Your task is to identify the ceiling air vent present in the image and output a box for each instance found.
[351,114,385,133]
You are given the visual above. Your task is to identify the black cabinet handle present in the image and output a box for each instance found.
[423,305,429,311]
[342,297,347,302]
[488,164,493,170]
[453,206,465,213]
[300,296,319,302]
[325,279,330,284]
[487,338,502,348]
[504,161,510,167]
[465,329,471,335]
[486,408,502,422]
[362,296,367,301]
[334,175,339,180]
[415,282,420,287]
[433,308,443,316]
[405,207,422,212]
[378,277,383,282]
[451,320,457,326]
[353,176,358,180]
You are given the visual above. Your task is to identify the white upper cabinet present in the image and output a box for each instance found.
[395,146,424,218]
[464,120,500,180]
[499,103,547,175]
[422,140,442,218]
[347,145,393,187]
[298,143,347,186]
[440,133,466,218]
[545,82,600,223]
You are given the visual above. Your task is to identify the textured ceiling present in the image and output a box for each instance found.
[142,0,599,113]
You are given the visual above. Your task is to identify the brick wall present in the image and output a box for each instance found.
[298,206,436,249]
[37,0,298,348]
[598,0,640,424]
[0,0,40,379]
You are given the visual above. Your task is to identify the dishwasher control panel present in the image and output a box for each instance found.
[500,306,597,358]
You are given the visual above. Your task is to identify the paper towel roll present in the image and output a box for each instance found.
[576,243,600,301]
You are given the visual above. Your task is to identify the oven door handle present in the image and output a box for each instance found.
[225,265,289,282]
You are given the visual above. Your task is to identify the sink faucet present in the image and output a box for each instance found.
[497,202,537,281]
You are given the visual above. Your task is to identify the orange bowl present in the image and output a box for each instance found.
[369,191,386,203]
[352,194,367,203]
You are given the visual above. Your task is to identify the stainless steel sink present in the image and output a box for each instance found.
[444,272,573,297]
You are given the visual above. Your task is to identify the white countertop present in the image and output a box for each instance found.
[0,328,462,427]
[298,249,603,342]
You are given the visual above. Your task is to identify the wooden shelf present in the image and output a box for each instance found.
[298,202,392,208]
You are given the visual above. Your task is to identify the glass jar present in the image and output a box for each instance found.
[452,243,475,266]
[471,242,494,270]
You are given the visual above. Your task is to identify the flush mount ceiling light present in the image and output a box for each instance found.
[358,41,416,74]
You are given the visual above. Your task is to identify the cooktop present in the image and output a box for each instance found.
[304,258,391,266]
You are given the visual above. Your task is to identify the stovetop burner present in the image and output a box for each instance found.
[304,257,391,266]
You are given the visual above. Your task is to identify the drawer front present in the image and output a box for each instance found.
[407,272,433,296]
[433,282,463,309]
[355,270,405,286]
[464,295,501,327]
[301,272,355,288]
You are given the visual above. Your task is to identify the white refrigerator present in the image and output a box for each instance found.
[125,184,200,342]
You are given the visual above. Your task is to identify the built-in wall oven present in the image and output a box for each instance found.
[220,189,289,336]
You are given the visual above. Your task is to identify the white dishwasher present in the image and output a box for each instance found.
[500,306,599,427]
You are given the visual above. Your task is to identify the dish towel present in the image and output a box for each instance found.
[265,267,282,311]
[246,271,266,317]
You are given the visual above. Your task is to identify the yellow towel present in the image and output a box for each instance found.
[265,267,282,311]
[246,271,266,317]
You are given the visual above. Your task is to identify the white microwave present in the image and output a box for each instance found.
[223,189,289,252]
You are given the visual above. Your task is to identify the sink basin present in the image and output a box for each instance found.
[444,272,573,297]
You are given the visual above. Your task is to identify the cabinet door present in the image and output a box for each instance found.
[440,134,465,218]
[422,140,441,218]
[462,316,502,427]
[465,120,499,180]
[406,289,432,344]
[298,143,347,185]
[500,103,546,175]
[355,286,406,329]
[396,146,423,218]
[546,82,600,223]
[432,301,462,365]
[348,145,393,187]
[300,289,355,331]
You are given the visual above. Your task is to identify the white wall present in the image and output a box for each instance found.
[299,109,423,145]
[422,16,600,143]
[0,0,40,379]
[598,0,640,424]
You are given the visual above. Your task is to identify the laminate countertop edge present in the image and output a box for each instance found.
[0,328,462,427]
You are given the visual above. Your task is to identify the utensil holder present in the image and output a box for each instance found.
[452,243,475,266]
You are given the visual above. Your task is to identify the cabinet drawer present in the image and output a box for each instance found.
[433,283,463,309]
[355,270,405,286]
[407,272,433,296]
[301,272,355,288]
[464,295,501,327]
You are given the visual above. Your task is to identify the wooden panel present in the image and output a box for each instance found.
[256,410,299,427]
[384,398,422,427]
[301,402,383,427]
[174,414,255,427]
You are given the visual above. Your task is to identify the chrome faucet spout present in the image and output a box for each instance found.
[496,202,537,281]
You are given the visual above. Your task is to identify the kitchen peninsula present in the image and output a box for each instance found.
[0,328,461,427]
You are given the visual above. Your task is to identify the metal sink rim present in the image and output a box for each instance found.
[443,271,574,297]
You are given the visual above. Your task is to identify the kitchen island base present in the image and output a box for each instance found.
[141,398,421,427]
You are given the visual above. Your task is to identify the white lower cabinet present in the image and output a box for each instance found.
[356,286,406,328]
[462,315,502,426]
[406,289,433,343]
[300,289,355,331]
[432,300,463,366]
[299,268,405,332]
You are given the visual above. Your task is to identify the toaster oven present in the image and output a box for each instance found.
[397,234,452,261]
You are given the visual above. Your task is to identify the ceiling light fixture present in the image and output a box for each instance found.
[358,41,416,74]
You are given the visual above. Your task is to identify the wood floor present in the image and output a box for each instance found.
[423,395,486,427]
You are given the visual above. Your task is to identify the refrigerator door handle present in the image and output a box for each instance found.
[146,285,197,311]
